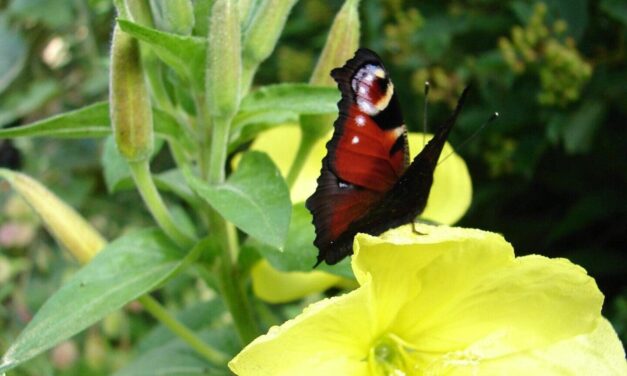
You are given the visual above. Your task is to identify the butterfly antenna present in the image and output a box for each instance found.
[438,111,499,165]
[423,81,430,147]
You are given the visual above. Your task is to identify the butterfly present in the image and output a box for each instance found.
[306,48,468,266]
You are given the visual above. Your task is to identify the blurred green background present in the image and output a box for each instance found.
[0,0,625,374]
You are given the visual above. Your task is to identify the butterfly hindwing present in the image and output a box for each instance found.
[306,49,409,265]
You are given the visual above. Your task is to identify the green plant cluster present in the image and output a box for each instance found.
[499,3,592,106]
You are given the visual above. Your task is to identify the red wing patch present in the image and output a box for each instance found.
[306,49,409,263]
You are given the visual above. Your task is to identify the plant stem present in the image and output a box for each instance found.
[128,160,195,248]
[209,212,259,345]
[139,295,229,365]
[285,135,316,188]
[208,116,232,184]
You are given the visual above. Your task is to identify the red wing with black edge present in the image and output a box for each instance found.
[306,48,468,266]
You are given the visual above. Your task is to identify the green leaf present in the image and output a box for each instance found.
[0,102,193,149]
[601,0,627,25]
[0,229,186,373]
[155,169,203,207]
[0,80,60,127]
[114,328,238,376]
[0,15,27,94]
[188,151,291,249]
[117,19,206,89]
[0,102,109,138]
[103,136,134,192]
[239,84,339,115]
[8,0,74,29]
[255,203,354,279]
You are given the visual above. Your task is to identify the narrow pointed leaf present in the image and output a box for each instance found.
[239,84,339,114]
[0,102,193,149]
[117,19,206,88]
[0,230,186,373]
[188,151,290,249]
[0,102,110,138]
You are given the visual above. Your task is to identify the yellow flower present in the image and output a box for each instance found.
[230,225,627,375]
[249,125,472,303]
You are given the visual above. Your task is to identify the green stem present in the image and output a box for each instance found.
[208,116,232,184]
[285,134,316,188]
[193,91,212,180]
[139,295,229,365]
[209,212,259,345]
[129,160,195,248]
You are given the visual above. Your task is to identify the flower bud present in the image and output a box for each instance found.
[241,0,298,91]
[206,0,241,119]
[110,24,154,162]
[300,0,361,141]
[151,0,194,35]
[0,169,106,264]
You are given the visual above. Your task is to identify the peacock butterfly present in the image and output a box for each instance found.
[306,48,468,266]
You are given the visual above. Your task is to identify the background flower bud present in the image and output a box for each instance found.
[206,0,241,119]
[110,24,154,162]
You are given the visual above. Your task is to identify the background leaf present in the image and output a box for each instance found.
[255,204,353,279]
[0,15,27,95]
[0,230,186,373]
[114,328,238,376]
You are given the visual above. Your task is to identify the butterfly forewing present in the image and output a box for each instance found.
[306,49,409,264]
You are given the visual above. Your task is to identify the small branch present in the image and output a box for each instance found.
[128,160,195,248]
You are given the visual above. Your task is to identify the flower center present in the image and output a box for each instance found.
[369,333,417,376]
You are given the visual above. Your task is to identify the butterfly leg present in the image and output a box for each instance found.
[411,221,427,235]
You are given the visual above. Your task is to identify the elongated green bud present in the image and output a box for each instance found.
[0,169,106,264]
[110,24,154,162]
[286,0,361,187]
[241,0,298,92]
[206,0,241,119]
[150,0,194,35]
[301,0,361,140]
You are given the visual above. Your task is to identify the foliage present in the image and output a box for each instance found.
[0,0,625,374]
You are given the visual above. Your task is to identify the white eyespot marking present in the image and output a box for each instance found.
[356,99,378,115]
[338,181,350,189]
[352,64,389,115]
[351,135,360,144]
[355,115,366,126]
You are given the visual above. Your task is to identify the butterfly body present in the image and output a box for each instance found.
[306,49,468,266]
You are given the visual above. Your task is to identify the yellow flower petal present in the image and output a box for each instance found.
[251,260,342,304]
[353,224,513,337]
[475,318,627,375]
[235,225,621,375]
[408,134,472,225]
[399,255,603,360]
[229,287,373,375]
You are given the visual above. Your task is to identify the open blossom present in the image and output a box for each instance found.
[230,225,627,375]
[250,125,472,303]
